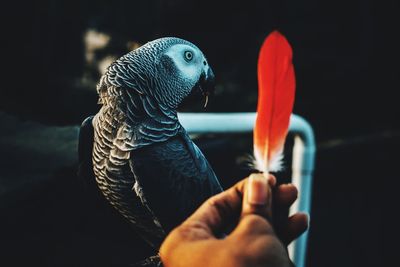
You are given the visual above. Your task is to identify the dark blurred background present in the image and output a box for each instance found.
[1,0,399,266]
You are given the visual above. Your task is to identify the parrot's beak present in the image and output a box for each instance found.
[179,67,216,110]
[199,67,215,108]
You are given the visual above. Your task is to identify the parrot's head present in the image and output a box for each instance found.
[159,38,215,109]
[147,37,215,110]
[103,37,215,111]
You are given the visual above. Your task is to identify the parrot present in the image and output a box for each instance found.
[77,37,223,261]
[252,31,296,176]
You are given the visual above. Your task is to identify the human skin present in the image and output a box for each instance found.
[160,174,309,267]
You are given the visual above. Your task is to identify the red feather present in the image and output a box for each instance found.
[253,31,296,173]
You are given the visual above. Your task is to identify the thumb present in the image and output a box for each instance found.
[231,173,276,238]
[242,173,275,220]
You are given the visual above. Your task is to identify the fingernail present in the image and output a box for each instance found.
[248,173,269,205]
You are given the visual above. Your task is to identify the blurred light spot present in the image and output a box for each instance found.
[84,29,111,63]
[98,56,116,75]
[126,41,141,51]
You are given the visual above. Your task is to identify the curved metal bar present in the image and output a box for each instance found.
[287,116,316,267]
[178,112,315,267]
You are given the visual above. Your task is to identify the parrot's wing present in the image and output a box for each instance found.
[131,255,162,267]
[78,116,96,188]
[129,131,223,233]
[78,115,165,248]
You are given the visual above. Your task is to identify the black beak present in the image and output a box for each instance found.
[199,68,215,108]
[199,67,215,96]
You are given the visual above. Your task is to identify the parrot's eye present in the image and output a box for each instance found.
[184,51,193,62]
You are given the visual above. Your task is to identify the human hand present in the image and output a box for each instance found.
[160,174,308,267]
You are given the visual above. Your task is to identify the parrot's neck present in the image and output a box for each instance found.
[96,84,182,150]
[123,89,183,149]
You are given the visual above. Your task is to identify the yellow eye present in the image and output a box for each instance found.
[184,51,193,62]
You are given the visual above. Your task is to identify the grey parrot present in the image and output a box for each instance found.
[78,37,223,257]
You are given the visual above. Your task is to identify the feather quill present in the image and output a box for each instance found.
[253,31,296,174]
